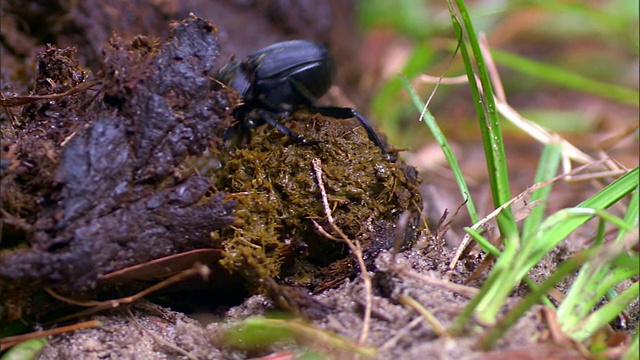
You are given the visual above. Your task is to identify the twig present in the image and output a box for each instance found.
[393,266,479,299]
[0,93,19,127]
[0,320,102,350]
[416,74,468,85]
[398,295,449,337]
[311,157,372,345]
[310,219,342,241]
[416,19,463,124]
[45,263,209,323]
[0,80,100,107]
[126,308,198,360]
[378,317,422,352]
[0,209,35,234]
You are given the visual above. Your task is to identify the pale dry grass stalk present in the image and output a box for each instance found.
[311,157,373,345]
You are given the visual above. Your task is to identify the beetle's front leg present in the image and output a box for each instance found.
[257,109,324,146]
[313,106,391,161]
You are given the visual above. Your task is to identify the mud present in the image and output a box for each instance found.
[0,16,243,320]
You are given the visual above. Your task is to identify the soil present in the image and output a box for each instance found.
[32,246,590,360]
[34,250,569,360]
[0,1,636,360]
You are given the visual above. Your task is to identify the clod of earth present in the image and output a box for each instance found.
[0,16,237,321]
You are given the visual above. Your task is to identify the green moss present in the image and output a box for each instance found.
[211,112,422,291]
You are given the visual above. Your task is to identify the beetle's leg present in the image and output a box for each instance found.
[257,109,324,146]
[313,106,390,160]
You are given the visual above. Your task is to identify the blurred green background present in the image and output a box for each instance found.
[355,0,639,154]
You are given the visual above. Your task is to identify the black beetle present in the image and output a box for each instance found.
[217,40,390,159]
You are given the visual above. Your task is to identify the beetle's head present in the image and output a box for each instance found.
[217,60,251,98]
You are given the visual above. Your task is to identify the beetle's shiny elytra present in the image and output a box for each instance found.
[217,40,390,159]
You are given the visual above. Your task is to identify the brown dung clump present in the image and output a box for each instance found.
[211,112,423,293]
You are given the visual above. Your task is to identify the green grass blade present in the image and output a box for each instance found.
[449,0,518,240]
[615,184,639,243]
[472,167,637,325]
[577,167,638,209]
[447,0,531,326]
[624,329,639,360]
[0,338,47,360]
[558,185,639,336]
[573,281,639,342]
[491,49,640,106]
[523,166,637,271]
[521,143,563,241]
[225,317,378,358]
[400,76,479,224]
[525,166,636,261]
[477,249,589,349]
[463,227,500,255]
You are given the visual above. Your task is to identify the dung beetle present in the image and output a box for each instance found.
[217,40,390,159]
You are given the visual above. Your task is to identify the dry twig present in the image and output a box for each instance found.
[311,157,373,345]
[126,308,198,360]
[44,263,210,323]
[0,80,100,107]
[0,320,102,350]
